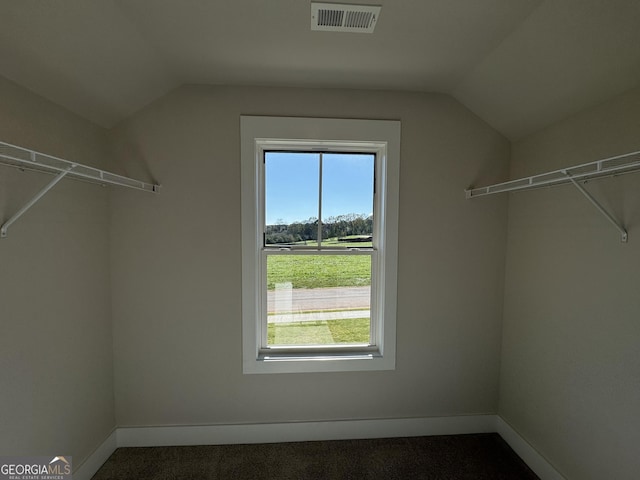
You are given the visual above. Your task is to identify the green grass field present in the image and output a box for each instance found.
[267,254,371,290]
[268,318,370,345]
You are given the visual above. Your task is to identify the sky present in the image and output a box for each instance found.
[265,152,374,225]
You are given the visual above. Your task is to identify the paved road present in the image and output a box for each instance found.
[267,285,370,314]
[269,309,370,324]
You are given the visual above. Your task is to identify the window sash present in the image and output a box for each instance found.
[259,148,380,356]
[258,248,380,354]
[262,150,376,249]
[256,143,385,359]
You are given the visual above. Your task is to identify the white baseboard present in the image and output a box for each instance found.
[495,416,566,480]
[72,415,564,480]
[117,414,495,447]
[73,429,117,480]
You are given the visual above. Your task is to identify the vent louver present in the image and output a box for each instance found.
[311,3,381,33]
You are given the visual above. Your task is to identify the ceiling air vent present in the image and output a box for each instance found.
[311,3,381,33]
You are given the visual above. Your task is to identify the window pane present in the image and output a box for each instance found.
[265,152,319,246]
[267,254,371,346]
[322,153,374,247]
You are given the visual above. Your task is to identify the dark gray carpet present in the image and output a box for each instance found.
[91,433,539,479]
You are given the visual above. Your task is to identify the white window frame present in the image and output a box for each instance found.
[241,116,400,374]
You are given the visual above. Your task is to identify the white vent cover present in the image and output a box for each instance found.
[311,3,381,33]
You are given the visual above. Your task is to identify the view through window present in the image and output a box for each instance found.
[264,151,375,347]
[241,115,399,373]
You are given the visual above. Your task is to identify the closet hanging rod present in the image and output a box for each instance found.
[465,149,640,199]
[0,141,159,193]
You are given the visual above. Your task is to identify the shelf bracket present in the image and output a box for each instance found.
[1,164,76,238]
[562,170,628,243]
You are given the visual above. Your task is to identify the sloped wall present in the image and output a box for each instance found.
[500,86,640,479]
[0,76,115,468]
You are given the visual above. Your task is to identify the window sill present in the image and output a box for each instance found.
[244,351,395,374]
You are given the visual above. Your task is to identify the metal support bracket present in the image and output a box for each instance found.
[562,171,628,243]
[1,165,76,238]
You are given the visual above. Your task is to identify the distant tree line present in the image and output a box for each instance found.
[266,213,373,244]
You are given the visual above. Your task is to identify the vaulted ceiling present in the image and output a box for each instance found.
[1,0,639,140]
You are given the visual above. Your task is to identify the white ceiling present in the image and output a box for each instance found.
[1,0,639,140]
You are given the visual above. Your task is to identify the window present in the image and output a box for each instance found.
[241,116,400,374]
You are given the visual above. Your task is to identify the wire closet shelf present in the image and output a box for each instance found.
[465,149,640,243]
[0,140,160,238]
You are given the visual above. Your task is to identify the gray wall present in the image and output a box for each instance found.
[109,85,509,427]
[0,77,115,465]
[500,86,640,479]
